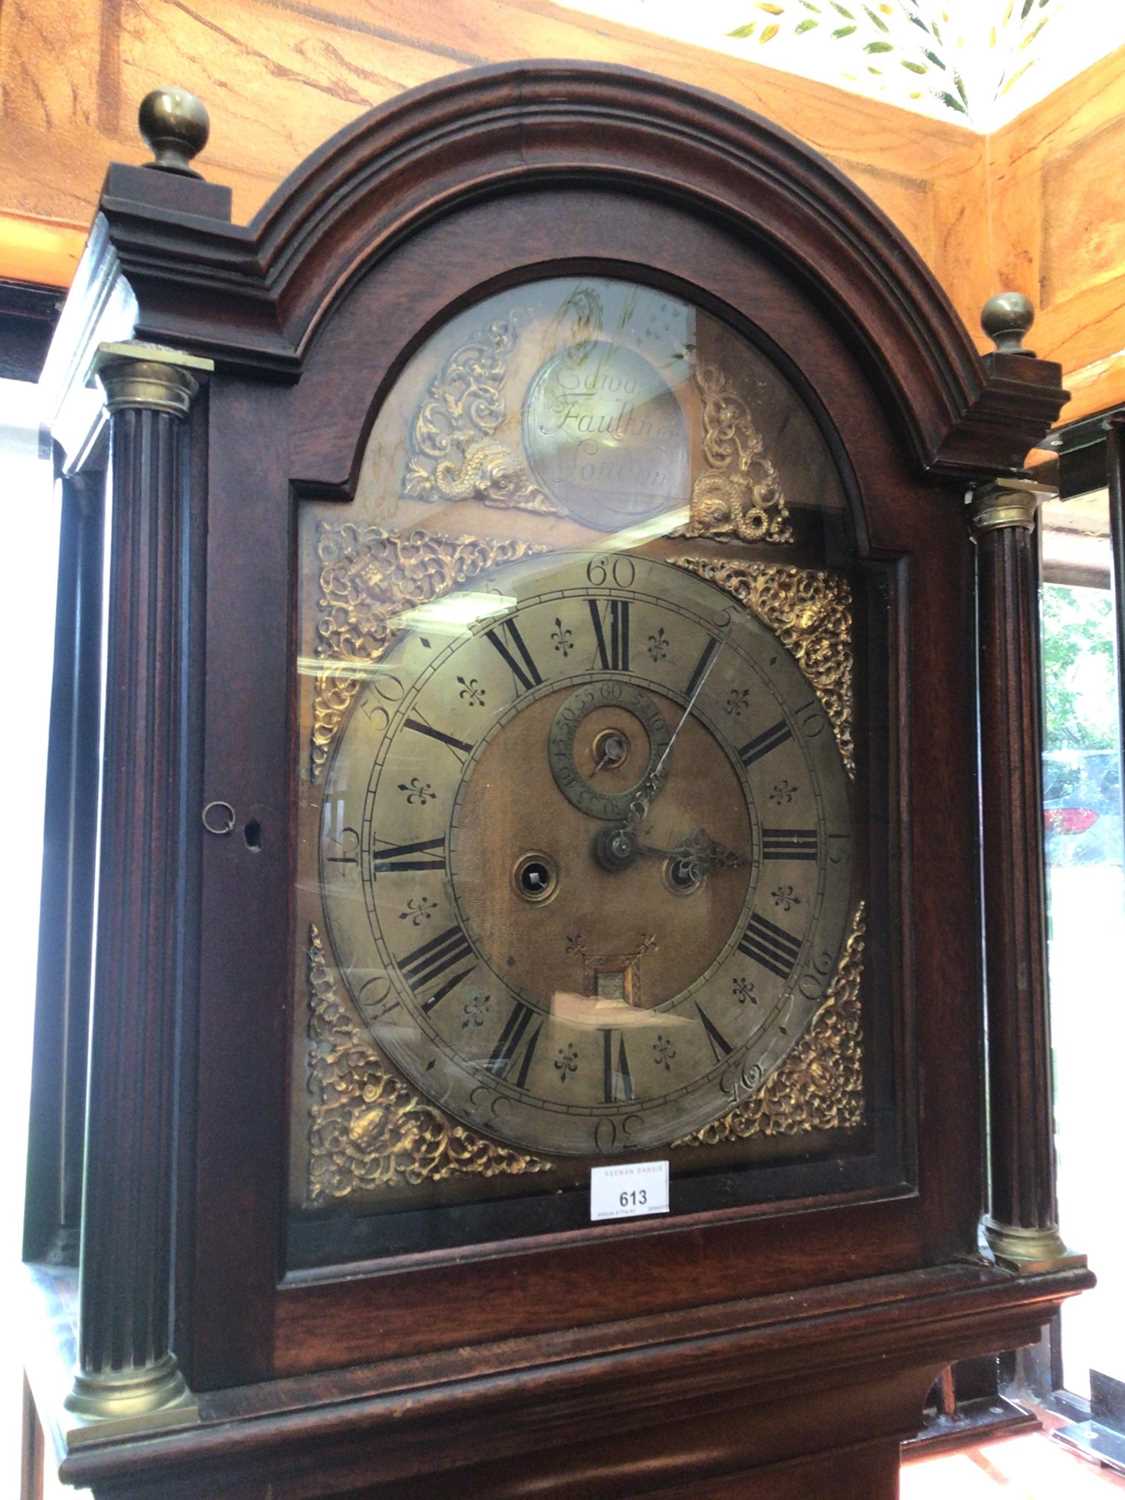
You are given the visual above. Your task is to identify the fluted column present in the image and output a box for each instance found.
[973,477,1082,1272]
[66,342,211,1421]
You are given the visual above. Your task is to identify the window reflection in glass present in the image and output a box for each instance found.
[1040,490,1125,1401]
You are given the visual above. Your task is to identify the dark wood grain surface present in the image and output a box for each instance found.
[74,400,192,1382]
[92,64,1065,473]
[977,520,1059,1234]
[189,377,296,1388]
[23,1259,1089,1498]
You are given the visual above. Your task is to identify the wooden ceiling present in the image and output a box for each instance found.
[1,0,1121,417]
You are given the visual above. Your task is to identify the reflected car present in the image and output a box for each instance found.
[1043,749,1125,866]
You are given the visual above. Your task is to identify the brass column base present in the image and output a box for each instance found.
[983,1218,1088,1275]
[64,1353,198,1441]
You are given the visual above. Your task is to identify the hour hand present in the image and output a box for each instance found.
[638,827,749,875]
[594,824,747,876]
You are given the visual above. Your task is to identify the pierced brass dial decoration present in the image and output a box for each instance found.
[317,550,853,1160]
[403,317,561,516]
[392,283,801,540]
[306,924,554,1200]
[680,901,866,1147]
[305,902,866,1199]
[310,524,547,780]
[675,557,855,777]
[679,365,795,545]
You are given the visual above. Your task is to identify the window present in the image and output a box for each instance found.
[0,376,62,1491]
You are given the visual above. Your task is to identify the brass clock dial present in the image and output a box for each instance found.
[320,550,853,1157]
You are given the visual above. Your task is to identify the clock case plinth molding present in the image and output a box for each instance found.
[24,64,1088,1500]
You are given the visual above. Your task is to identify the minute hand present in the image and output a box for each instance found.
[627,629,727,826]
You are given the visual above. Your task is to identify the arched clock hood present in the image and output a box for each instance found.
[83,62,1063,478]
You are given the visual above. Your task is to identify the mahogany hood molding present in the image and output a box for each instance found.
[75,60,1063,479]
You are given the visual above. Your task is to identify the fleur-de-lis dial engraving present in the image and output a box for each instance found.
[320,551,853,1157]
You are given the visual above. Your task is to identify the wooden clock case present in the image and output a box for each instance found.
[22,62,1088,1499]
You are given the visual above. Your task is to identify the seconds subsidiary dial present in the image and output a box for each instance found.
[320,552,853,1156]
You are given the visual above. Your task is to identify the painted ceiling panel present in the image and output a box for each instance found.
[557,0,1125,130]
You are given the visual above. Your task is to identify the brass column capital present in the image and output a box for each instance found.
[94,341,214,418]
[970,477,1055,535]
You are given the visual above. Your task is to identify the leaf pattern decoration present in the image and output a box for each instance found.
[719,0,1059,124]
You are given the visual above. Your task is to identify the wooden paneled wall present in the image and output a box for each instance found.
[0,1,991,328]
[990,46,1125,422]
[1,0,1122,418]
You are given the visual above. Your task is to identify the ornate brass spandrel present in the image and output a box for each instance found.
[678,902,866,1146]
[306,925,554,1202]
[672,557,854,777]
[309,524,547,780]
[676,366,795,546]
[403,317,562,515]
[307,906,864,1202]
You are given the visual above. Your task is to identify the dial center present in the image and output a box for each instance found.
[450,681,753,1010]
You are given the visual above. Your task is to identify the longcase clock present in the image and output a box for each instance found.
[22,67,1089,1500]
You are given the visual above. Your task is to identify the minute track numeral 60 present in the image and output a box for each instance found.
[585,555,636,588]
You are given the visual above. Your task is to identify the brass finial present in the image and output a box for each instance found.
[138,88,209,178]
[981,291,1035,357]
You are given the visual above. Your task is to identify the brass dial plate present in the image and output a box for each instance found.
[320,551,853,1157]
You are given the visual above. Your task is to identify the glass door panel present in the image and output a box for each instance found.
[1041,489,1125,1401]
